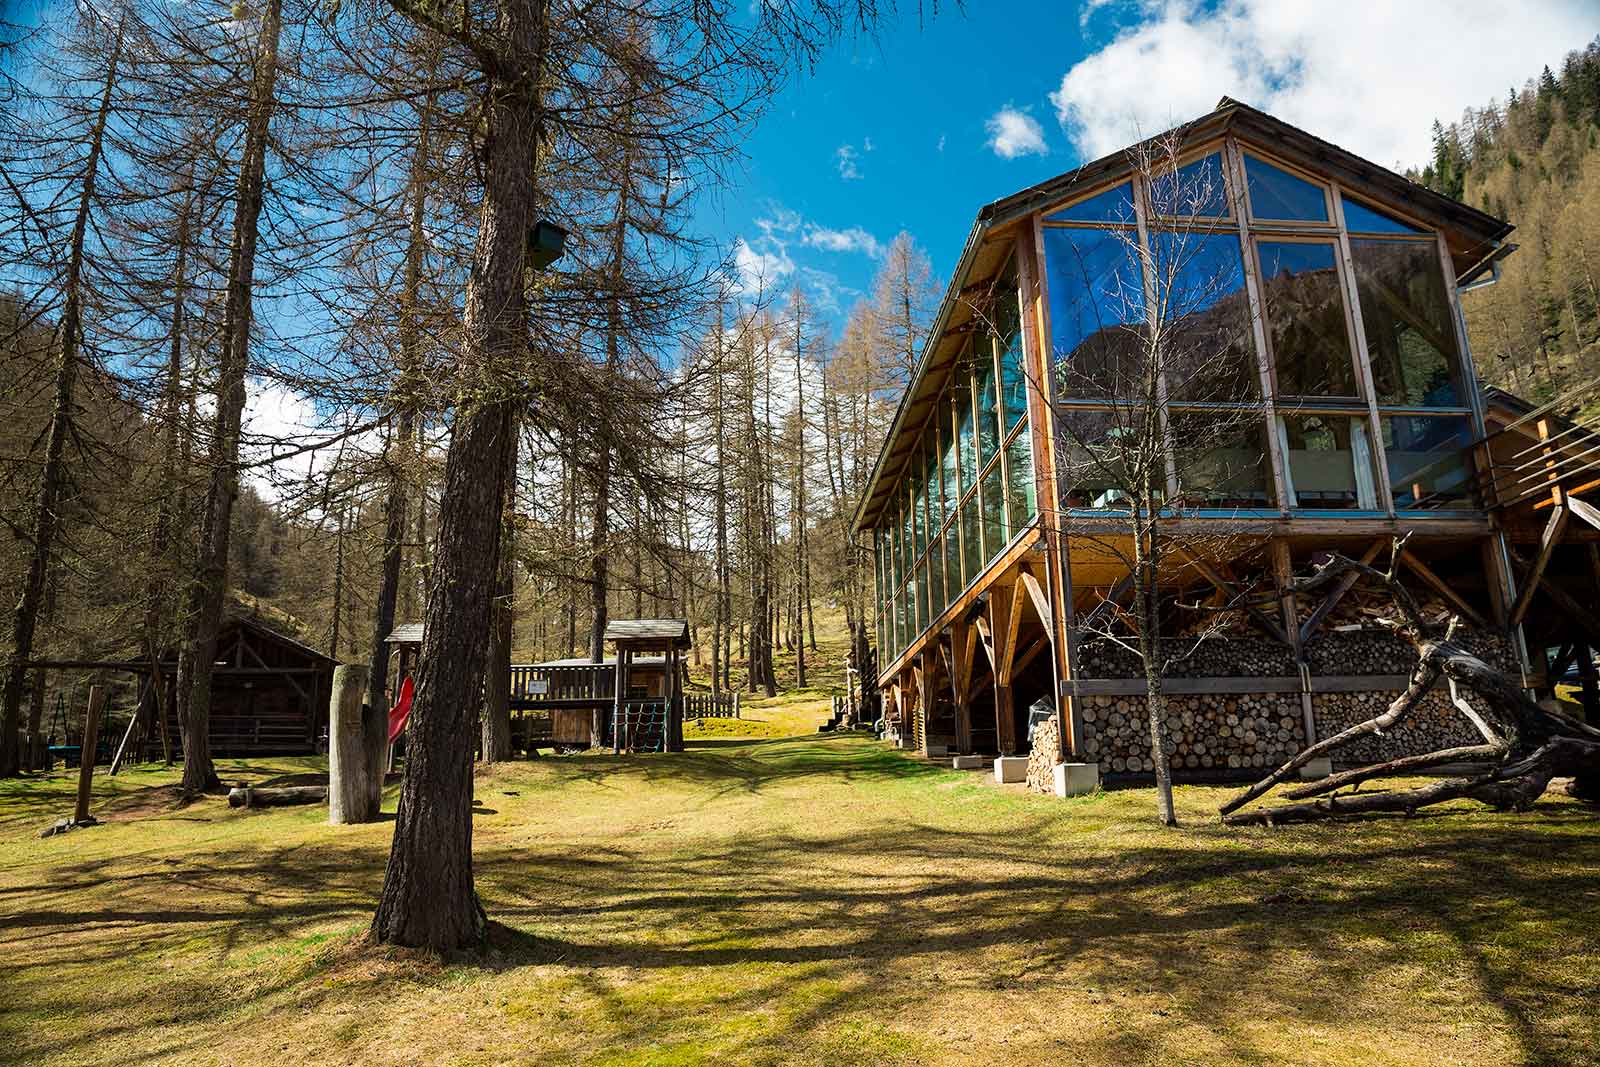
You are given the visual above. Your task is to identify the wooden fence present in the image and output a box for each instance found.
[683,692,739,719]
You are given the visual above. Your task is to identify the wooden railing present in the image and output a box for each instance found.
[1478,379,1600,512]
[508,663,614,706]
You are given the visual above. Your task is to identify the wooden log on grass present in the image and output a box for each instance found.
[229,785,329,808]
[328,664,382,824]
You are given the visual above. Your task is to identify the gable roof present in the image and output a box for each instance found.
[851,98,1517,534]
[603,618,691,648]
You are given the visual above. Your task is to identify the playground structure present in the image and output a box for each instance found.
[384,617,718,754]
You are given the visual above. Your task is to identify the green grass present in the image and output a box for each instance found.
[2,734,1597,1066]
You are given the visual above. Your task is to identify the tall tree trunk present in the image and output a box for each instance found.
[482,416,518,763]
[369,85,432,720]
[372,0,547,952]
[1133,512,1176,827]
[179,0,283,795]
[1,25,122,777]
[588,454,609,660]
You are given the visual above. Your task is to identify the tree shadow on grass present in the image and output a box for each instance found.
[4,738,1597,1065]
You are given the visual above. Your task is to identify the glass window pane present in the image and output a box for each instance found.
[1342,195,1424,235]
[1042,227,1146,400]
[1382,415,1476,509]
[1044,181,1136,224]
[1057,406,1154,509]
[918,560,931,635]
[956,371,977,495]
[939,402,958,522]
[943,523,961,604]
[1005,428,1037,537]
[960,495,981,587]
[1279,414,1381,510]
[1351,238,1463,407]
[1153,231,1258,402]
[911,479,924,559]
[927,442,940,540]
[1245,155,1329,222]
[906,567,919,638]
[998,286,1027,432]
[928,534,944,616]
[1150,151,1229,218]
[1257,241,1358,399]
[975,346,1000,469]
[1171,411,1275,508]
[982,463,1007,563]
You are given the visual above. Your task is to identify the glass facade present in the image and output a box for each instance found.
[870,138,1481,668]
[869,253,1039,665]
[1039,137,1476,518]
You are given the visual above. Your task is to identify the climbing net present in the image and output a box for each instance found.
[615,701,668,753]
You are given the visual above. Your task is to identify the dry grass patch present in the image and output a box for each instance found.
[1,736,1596,1066]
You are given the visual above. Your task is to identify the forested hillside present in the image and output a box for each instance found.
[1418,37,1600,407]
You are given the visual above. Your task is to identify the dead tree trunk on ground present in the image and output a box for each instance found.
[1221,547,1600,826]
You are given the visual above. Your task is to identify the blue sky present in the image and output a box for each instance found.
[713,0,1599,325]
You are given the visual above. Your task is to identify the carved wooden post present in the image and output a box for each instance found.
[73,685,106,824]
[329,663,380,824]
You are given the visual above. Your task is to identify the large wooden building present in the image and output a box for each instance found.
[854,98,1600,787]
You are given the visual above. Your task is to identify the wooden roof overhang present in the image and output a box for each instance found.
[852,98,1515,537]
[604,618,691,650]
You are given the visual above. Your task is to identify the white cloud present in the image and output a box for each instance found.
[733,236,794,296]
[239,377,366,500]
[801,224,884,258]
[986,106,1050,159]
[937,134,946,153]
[835,143,862,180]
[862,136,875,152]
[1051,0,1597,169]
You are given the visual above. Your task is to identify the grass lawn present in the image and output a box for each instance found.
[2,736,1598,1067]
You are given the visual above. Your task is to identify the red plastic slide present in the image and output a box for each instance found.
[388,675,415,744]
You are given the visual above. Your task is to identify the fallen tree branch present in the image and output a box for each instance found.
[1282,743,1507,801]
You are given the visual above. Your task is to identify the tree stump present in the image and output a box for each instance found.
[329,664,381,824]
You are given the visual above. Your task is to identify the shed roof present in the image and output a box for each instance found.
[385,622,425,645]
[525,656,668,668]
[603,618,691,648]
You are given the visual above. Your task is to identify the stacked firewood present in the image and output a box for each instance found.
[1312,689,1482,765]
[1026,716,1059,794]
[1076,637,1298,679]
[1079,693,1307,773]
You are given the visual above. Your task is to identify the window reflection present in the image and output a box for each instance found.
[1279,414,1380,510]
[974,346,1001,468]
[1151,231,1257,401]
[1057,407,1153,509]
[982,464,1006,563]
[1382,415,1476,509]
[1170,412,1274,508]
[1043,227,1146,400]
[997,289,1028,431]
[1149,152,1229,218]
[943,523,962,602]
[955,379,976,495]
[1045,182,1136,224]
[1005,432,1037,537]
[1245,155,1329,222]
[1351,239,1462,407]
[1342,195,1424,235]
[1257,241,1359,398]
[960,496,982,586]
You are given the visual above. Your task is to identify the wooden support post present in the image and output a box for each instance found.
[109,676,155,775]
[994,683,1017,756]
[329,664,381,824]
[1510,506,1569,627]
[611,649,626,754]
[946,621,975,755]
[1579,643,1598,725]
[74,685,106,825]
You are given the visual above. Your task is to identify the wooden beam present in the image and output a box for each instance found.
[1510,505,1569,627]
[998,580,1027,686]
[1018,568,1054,634]
[1299,540,1386,644]
[1398,549,1490,630]
[974,615,998,675]
[1565,495,1600,534]
[1080,572,1134,631]
[1509,548,1600,649]
[1178,549,1290,645]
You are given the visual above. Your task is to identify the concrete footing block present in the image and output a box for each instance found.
[1053,762,1101,798]
[1298,757,1334,780]
[925,743,949,757]
[993,756,1028,784]
[951,754,984,770]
